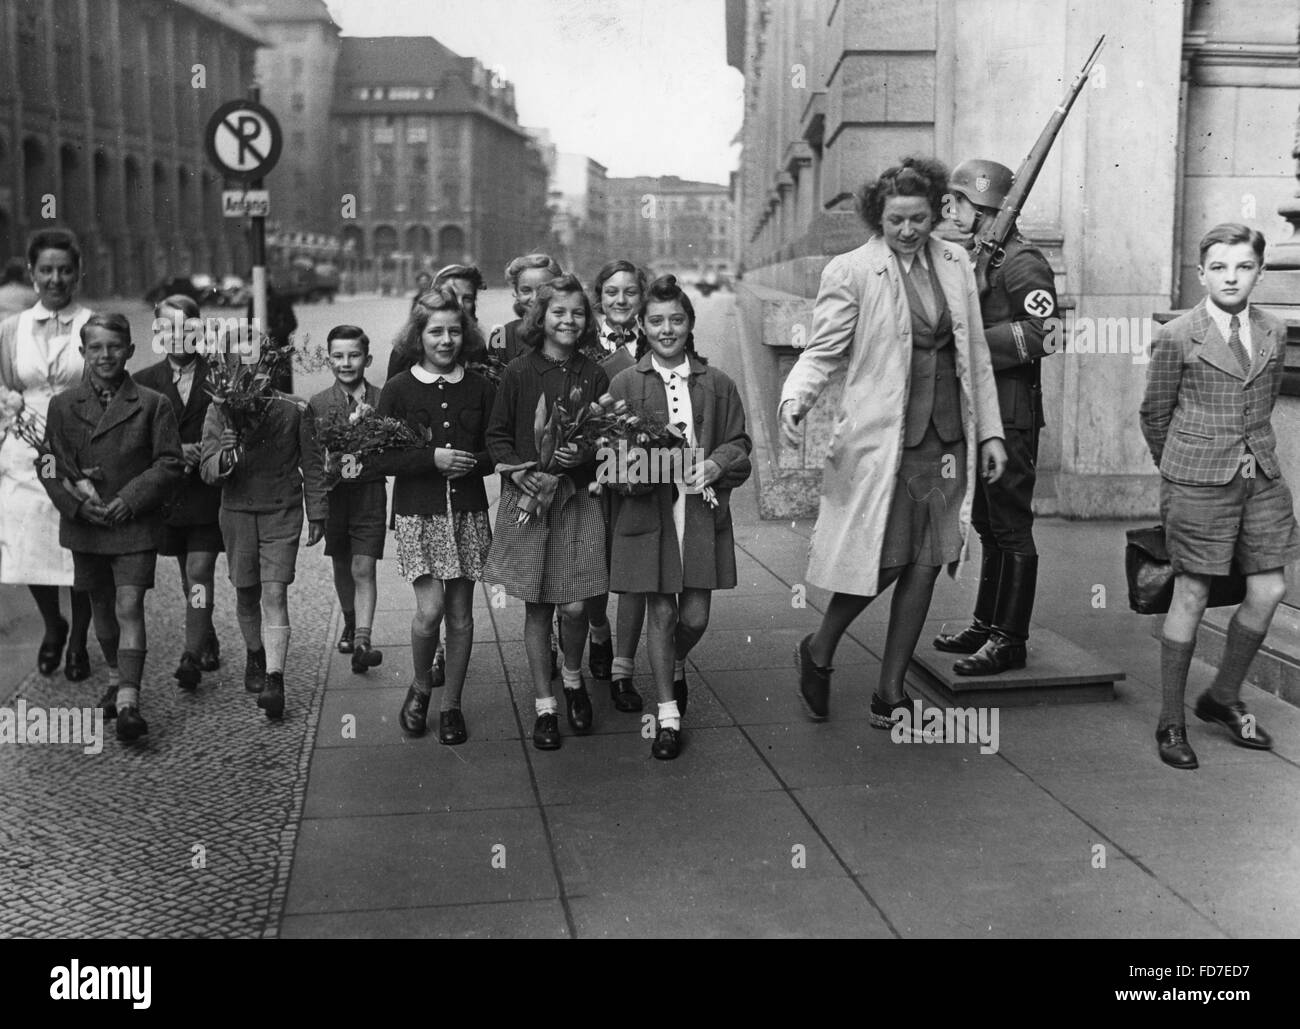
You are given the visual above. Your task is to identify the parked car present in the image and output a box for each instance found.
[144,274,217,306]
[216,275,250,307]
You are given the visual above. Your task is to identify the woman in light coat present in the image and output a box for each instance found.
[779,157,1006,727]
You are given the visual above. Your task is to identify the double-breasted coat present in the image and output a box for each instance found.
[780,235,1003,596]
[606,354,752,593]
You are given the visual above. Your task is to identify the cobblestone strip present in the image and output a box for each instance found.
[0,549,337,939]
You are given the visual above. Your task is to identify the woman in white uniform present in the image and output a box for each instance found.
[0,228,95,679]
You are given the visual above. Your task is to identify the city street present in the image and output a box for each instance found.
[2,291,1297,939]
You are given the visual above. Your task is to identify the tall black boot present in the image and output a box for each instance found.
[933,546,1002,653]
[954,553,1038,676]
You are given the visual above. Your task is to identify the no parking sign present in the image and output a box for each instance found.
[204,99,282,181]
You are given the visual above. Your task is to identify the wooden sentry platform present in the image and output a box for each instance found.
[908,620,1124,707]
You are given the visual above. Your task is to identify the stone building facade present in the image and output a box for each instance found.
[0,0,265,296]
[605,175,735,284]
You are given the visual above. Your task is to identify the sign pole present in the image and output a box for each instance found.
[249,84,267,360]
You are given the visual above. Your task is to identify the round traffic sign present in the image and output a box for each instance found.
[204,99,283,180]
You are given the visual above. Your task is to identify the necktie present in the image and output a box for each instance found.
[347,392,358,413]
[1227,314,1250,374]
[907,258,936,323]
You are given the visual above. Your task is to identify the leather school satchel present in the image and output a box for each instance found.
[1125,525,1246,615]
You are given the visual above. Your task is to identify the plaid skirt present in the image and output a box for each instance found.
[485,478,608,604]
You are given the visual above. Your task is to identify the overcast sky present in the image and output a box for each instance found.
[322,0,744,184]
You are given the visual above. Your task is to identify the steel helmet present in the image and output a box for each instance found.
[949,159,1015,210]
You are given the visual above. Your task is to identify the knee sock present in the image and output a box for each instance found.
[589,619,611,644]
[411,624,438,693]
[184,595,212,657]
[611,656,635,680]
[1209,617,1266,706]
[658,700,681,731]
[1159,636,1197,729]
[236,600,263,652]
[116,648,146,710]
[263,626,290,675]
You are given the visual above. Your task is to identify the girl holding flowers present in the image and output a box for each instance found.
[485,275,610,750]
[606,275,752,759]
[368,287,495,744]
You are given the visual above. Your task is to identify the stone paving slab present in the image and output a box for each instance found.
[314,682,522,748]
[284,807,557,915]
[567,876,893,939]
[280,898,570,939]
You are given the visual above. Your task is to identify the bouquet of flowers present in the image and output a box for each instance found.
[205,333,332,442]
[316,401,430,480]
[0,386,103,502]
[464,351,506,390]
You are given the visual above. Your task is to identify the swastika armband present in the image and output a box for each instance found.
[1019,287,1057,319]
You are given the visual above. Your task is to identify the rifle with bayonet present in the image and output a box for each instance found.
[970,34,1106,291]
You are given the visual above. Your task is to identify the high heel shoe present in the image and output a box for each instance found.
[38,616,69,676]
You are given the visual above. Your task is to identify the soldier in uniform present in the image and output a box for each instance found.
[933,159,1058,675]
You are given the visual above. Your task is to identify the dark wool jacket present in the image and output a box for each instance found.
[487,349,610,490]
[605,354,752,593]
[370,368,495,515]
[134,356,223,526]
[198,392,328,521]
[41,374,185,554]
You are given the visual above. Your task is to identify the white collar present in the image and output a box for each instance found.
[32,302,78,323]
[1206,297,1251,335]
[896,247,931,276]
[651,355,690,380]
[412,363,463,384]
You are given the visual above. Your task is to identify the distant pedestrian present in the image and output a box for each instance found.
[248,279,297,393]
[607,275,752,759]
[371,288,495,743]
[780,156,1005,726]
[0,228,96,681]
[41,314,185,742]
[199,339,328,720]
[1139,223,1295,770]
[135,294,226,693]
[309,325,387,675]
[484,274,609,750]
[0,258,30,317]
[488,253,563,366]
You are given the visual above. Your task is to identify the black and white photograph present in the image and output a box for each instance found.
[0,0,1297,971]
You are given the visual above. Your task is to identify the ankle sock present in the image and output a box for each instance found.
[1159,636,1197,729]
[535,696,558,716]
[561,666,583,691]
[658,700,681,731]
[1208,617,1266,706]
[610,656,635,680]
[264,626,290,675]
[354,626,372,649]
[106,666,121,688]
[589,619,611,645]
[116,685,140,710]
[673,658,686,681]
[411,624,438,688]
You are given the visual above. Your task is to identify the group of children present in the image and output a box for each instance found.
[41,254,751,759]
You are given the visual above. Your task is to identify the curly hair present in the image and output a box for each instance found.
[856,156,950,235]
[520,274,600,353]
[505,252,563,290]
[27,227,82,271]
[635,275,707,365]
[390,285,479,374]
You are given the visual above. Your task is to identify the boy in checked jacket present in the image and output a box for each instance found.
[1139,223,1296,770]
